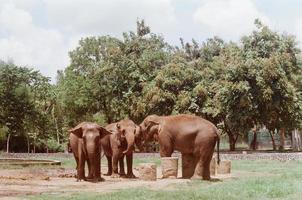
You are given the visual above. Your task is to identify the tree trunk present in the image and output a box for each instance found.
[55,118,60,144]
[52,106,60,145]
[227,131,237,151]
[27,135,30,153]
[292,129,301,151]
[33,138,36,153]
[269,131,276,150]
[279,128,285,151]
[229,137,236,151]
[250,128,258,150]
[6,133,11,153]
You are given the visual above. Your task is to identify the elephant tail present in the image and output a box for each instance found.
[216,135,220,165]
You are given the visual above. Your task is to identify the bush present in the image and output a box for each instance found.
[45,138,65,153]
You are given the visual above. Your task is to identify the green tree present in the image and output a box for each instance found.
[59,20,169,125]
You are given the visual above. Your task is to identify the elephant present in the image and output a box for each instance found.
[100,119,140,178]
[69,122,112,182]
[139,114,220,180]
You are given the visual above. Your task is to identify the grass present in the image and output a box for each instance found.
[27,157,302,200]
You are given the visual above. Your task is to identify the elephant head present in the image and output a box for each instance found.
[69,122,112,180]
[139,115,161,142]
[115,120,138,155]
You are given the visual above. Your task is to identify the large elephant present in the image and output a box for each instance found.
[69,122,112,182]
[100,119,140,178]
[139,114,220,180]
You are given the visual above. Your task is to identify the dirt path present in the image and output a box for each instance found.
[0,165,237,200]
[0,168,186,199]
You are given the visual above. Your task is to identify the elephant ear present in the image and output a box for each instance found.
[148,119,161,137]
[68,123,84,138]
[147,115,160,126]
[116,123,126,136]
[149,120,159,125]
[97,125,112,138]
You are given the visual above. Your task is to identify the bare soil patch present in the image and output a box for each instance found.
[0,164,236,199]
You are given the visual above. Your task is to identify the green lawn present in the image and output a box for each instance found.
[28,158,302,200]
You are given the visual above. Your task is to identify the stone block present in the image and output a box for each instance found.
[217,160,231,174]
[210,157,217,176]
[161,157,178,178]
[138,163,157,181]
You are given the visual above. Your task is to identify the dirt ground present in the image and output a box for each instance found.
[0,164,233,199]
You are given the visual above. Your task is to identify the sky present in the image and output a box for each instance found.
[1,0,302,81]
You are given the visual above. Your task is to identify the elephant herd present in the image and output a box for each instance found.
[68,114,220,182]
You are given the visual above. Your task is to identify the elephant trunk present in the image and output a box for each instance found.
[86,143,99,179]
[123,130,135,155]
[135,126,144,152]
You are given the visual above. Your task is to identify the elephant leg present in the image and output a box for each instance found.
[95,152,102,182]
[72,153,79,179]
[159,142,174,157]
[87,158,93,180]
[192,155,212,180]
[192,141,215,180]
[181,153,196,179]
[77,143,86,181]
[119,155,126,177]
[191,154,204,180]
[104,155,112,176]
[126,153,136,178]
[111,153,120,178]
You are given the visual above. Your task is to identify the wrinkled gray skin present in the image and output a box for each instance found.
[139,114,220,180]
[69,122,112,182]
[100,119,141,178]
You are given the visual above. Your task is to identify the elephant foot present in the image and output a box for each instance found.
[85,176,105,182]
[76,177,86,182]
[119,173,127,178]
[86,175,93,180]
[98,177,105,182]
[111,173,121,178]
[126,173,136,179]
[91,177,105,183]
[103,172,112,176]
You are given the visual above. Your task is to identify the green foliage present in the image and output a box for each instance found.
[1,19,302,152]
[44,138,65,152]
[0,125,8,142]
[58,20,169,124]
[0,62,64,152]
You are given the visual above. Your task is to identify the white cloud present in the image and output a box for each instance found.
[43,0,176,36]
[0,2,68,80]
[0,0,176,81]
[193,0,270,41]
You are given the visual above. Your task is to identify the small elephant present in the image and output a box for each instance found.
[139,114,220,180]
[69,122,112,182]
[100,119,140,178]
